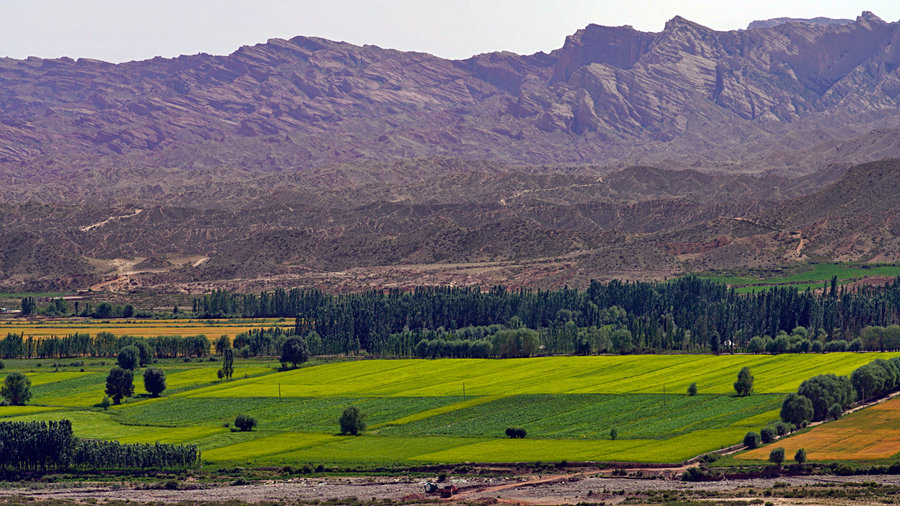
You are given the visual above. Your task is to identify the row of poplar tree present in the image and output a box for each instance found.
[5,276,900,360]
[193,277,900,355]
[0,333,211,360]
[0,420,198,471]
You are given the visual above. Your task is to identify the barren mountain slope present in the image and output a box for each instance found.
[3,11,900,193]
[0,160,892,292]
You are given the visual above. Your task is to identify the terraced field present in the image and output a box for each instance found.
[2,353,899,466]
[738,395,900,462]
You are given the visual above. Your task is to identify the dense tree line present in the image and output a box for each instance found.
[232,327,292,357]
[194,277,900,356]
[0,420,71,470]
[851,358,900,402]
[21,298,135,318]
[0,420,198,471]
[5,276,900,361]
[0,332,210,360]
[71,440,198,470]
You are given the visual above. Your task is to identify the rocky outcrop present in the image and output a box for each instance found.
[747,16,854,30]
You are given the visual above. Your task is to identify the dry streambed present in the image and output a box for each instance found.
[4,473,900,504]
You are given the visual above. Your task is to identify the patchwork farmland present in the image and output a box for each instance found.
[2,353,900,466]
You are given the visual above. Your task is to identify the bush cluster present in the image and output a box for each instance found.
[234,414,257,432]
[505,427,527,439]
[339,406,366,435]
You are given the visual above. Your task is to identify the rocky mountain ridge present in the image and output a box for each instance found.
[747,16,854,30]
[3,11,900,188]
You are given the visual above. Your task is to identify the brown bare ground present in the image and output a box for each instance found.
[5,473,900,504]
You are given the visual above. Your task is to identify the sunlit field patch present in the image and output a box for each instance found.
[0,405,60,417]
[182,354,900,398]
[738,396,900,461]
[202,432,340,461]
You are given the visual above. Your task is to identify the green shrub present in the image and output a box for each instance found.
[339,406,366,435]
[829,403,843,421]
[734,367,754,396]
[744,431,760,449]
[1,372,31,405]
[234,414,257,432]
[117,346,140,370]
[104,367,134,405]
[682,467,707,481]
[280,336,310,369]
[143,367,167,397]
[769,447,785,466]
[780,393,813,426]
[505,427,527,438]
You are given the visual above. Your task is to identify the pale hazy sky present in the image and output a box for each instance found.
[2,1,899,63]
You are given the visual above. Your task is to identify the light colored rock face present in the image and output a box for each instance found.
[531,13,900,136]
[1,12,900,175]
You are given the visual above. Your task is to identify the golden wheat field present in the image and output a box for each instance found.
[738,396,900,461]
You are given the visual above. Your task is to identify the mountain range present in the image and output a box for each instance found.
[1,13,899,292]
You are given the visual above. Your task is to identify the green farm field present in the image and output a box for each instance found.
[698,263,900,293]
[2,353,898,466]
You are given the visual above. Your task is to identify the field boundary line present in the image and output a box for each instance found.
[370,395,506,429]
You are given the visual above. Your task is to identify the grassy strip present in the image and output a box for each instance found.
[699,263,900,290]
[369,395,504,429]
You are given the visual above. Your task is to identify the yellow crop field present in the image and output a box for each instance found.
[181,353,900,399]
[0,405,60,417]
[738,396,900,461]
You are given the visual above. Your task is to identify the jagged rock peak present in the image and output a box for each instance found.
[859,11,885,23]
[550,23,654,81]
[663,15,713,32]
